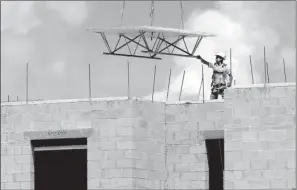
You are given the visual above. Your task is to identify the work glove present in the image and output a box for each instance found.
[196,55,201,59]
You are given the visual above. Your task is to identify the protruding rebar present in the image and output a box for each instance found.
[88,63,92,101]
[229,48,232,73]
[26,63,29,104]
[127,60,130,99]
[166,68,172,102]
[283,58,287,82]
[179,70,185,101]
[152,65,157,102]
[266,61,270,83]
[249,55,254,84]
[264,46,267,84]
[202,65,205,103]
[197,77,203,101]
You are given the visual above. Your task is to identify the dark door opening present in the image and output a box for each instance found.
[33,138,87,190]
[206,138,224,190]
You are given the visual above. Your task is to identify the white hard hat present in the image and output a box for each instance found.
[215,52,226,60]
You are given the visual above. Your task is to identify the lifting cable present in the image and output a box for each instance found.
[180,0,184,29]
[120,0,126,26]
[150,0,155,40]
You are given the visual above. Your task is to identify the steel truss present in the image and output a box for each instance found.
[99,31,204,60]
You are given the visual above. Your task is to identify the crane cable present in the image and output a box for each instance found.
[120,1,126,26]
[150,0,155,27]
[180,0,184,29]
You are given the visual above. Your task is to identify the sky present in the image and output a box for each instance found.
[1,1,296,102]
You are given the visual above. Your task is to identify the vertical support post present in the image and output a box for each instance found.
[152,65,157,102]
[264,46,267,84]
[26,63,29,104]
[17,96,19,101]
[229,48,232,73]
[8,95,10,102]
[127,60,130,99]
[179,70,185,101]
[202,65,205,103]
[282,58,287,83]
[197,77,203,101]
[266,61,270,83]
[249,55,254,84]
[166,68,172,102]
[88,63,92,101]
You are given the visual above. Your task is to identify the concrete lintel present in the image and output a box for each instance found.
[203,130,224,140]
[24,128,93,140]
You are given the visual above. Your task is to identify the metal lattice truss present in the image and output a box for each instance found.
[87,26,216,60]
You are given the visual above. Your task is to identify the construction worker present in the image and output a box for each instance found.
[197,52,233,100]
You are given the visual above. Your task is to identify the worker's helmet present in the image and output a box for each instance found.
[215,52,226,60]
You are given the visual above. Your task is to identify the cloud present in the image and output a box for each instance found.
[1,1,41,35]
[143,1,295,102]
[46,1,88,26]
[52,61,67,74]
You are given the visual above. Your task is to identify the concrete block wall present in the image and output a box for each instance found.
[224,84,296,189]
[1,83,296,190]
[165,101,225,189]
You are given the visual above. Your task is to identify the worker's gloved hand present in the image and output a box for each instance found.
[196,55,201,59]
[227,82,232,87]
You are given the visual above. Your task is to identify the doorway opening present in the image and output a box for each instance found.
[32,138,87,190]
[205,138,224,190]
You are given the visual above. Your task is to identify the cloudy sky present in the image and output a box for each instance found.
[1,1,296,102]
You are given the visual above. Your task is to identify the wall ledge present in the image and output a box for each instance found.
[232,82,295,89]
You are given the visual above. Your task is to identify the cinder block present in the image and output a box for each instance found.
[114,178,133,187]
[1,173,13,182]
[225,141,242,151]
[165,123,181,132]
[21,146,32,155]
[241,131,258,142]
[21,182,32,189]
[226,160,250,170]
[105,169,125,178]
[242,141,268,150]
[104,150,125,160]
[242,170,262,180]
[14,155,32,164]
[165,114,175,123]
[100,160,116,169]
[181,154,197,163]
[174,131,190,141]
[225,131,241,141]
[189,145,206,154]
[88,151,104,160]
[181,172,198,181]
[233,180,249,189]
[226,150,242,161]
[269,159,287,169]
[116,141,136,150]
[116,159,133,168]
[88,161,101,170]
[88,178,100,189]
[251,159,268,170]
[248,179,270,189]
[15,173,31,182]
[225,171,243,180]
[116,126,134,136]
[259,129,287,141]
[3,182,21,189]
[98,142,116,150]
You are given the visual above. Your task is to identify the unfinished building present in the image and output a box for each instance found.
[1,83,296,190]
